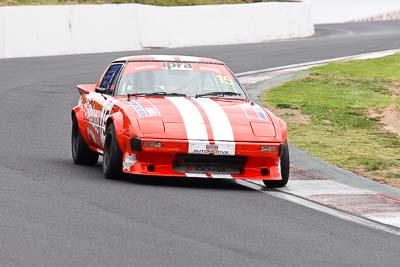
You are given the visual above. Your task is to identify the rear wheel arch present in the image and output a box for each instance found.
[71,106,80,123]
[105,113,125,152]
[71,111,99,165]
[71,106,91,146]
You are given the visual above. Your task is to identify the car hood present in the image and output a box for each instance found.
[126,97,276,142]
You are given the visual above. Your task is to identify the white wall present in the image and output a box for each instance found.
[310,0,400,24]
[0,8,5,58]
[0,2,314,59]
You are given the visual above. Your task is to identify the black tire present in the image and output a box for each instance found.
[263,143,290,188]
[103,123,123,179]
[71,116,99,165]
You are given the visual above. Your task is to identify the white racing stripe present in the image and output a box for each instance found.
[193,98,234,141]
[185,173,208,178]
[185,173,232,179]
[193,98,236,155]
[210,174,233,179]
[167,97,209,153]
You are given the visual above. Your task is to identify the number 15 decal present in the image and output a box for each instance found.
[216,75,234,85]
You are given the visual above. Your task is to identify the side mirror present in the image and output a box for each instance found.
[95,87,107,93]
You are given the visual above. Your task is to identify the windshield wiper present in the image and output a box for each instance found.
[133,91,187,97]
[195,91,243,98]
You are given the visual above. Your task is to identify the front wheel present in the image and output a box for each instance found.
[103,123,123,179]
[71,116,99,165]
[263,143,290,188]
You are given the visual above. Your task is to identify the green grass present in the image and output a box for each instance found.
[263,54,400,184]
[312,55,400,80]
[1,0,290,6]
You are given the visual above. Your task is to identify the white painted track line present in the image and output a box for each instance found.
[280,180,374,197]
[364,212,400,228]
[236,49,400,78]
[235,179,400,237]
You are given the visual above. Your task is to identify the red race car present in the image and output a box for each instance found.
[71,55,289,187]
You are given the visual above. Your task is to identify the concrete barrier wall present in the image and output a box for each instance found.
[309,0,400,24]
[0,2,314,59]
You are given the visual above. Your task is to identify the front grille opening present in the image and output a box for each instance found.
[173,154,247,174]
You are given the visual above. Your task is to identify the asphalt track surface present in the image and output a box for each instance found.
[1,21,400,266]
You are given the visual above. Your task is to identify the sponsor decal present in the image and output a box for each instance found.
[206,144,219,155]
[190,142,232,155]
[100,99,117,145]
[191,149,229,155]
[130,101,146,117]
[145,107,158,116]
[240,103,269,122]
[255,106,268,121]
[130,100,160,117]
[87,128,97,143]
[134,65,157,72]
[163,62,193,71]
[123,154,137,171]
[83,99,101,134]
[82,96,117,145]
[198,66,221,73]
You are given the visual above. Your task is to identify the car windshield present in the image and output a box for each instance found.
[116,61,246,99]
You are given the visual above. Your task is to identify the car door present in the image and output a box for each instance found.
[92,63,124,148]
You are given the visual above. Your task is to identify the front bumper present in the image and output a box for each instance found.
[121,138,282,180]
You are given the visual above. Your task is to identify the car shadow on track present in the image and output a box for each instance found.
[58,159,252,191]
[119,173,253,191]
